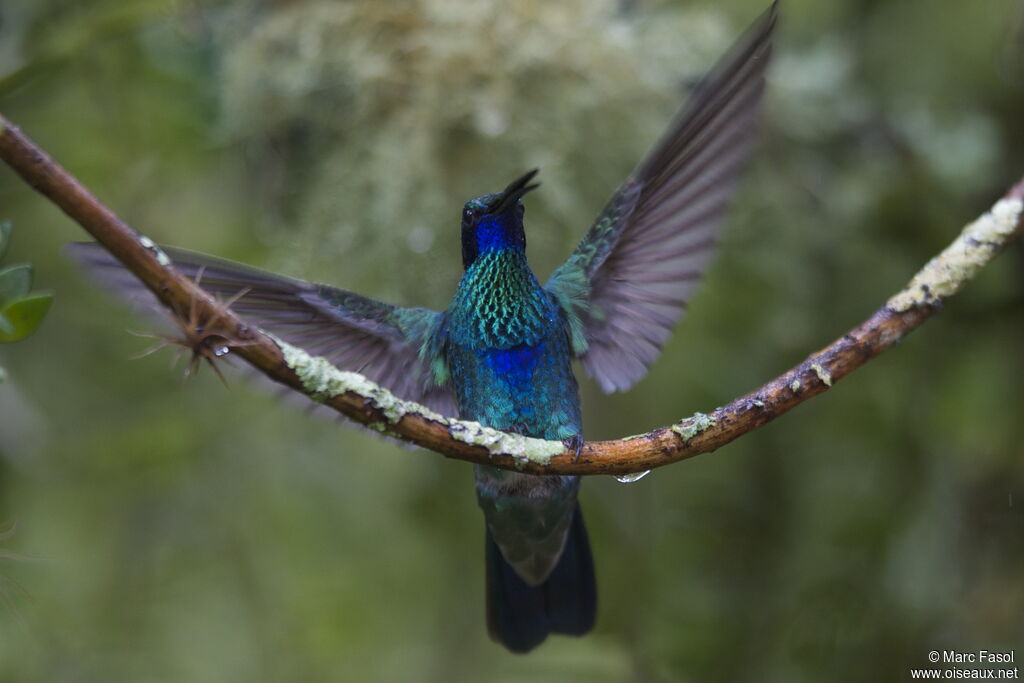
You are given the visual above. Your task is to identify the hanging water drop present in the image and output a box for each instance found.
[615,470,651,484]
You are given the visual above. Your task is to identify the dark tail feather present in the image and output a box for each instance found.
[485,506,597,653]
[543,507,596,636]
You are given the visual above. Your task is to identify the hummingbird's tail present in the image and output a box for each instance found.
[485,504,596,653]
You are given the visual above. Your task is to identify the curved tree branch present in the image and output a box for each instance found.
[2,112,1022,475]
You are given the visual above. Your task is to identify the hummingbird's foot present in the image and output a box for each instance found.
[564,434,585,461]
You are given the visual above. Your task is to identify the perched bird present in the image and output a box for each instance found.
[73,3,777,653]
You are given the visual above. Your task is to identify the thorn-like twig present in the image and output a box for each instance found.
[127,266,254,387]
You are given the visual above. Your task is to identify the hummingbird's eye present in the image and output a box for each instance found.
[463,208,474,220]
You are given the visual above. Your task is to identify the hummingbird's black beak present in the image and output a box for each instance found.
[488,169,540,215]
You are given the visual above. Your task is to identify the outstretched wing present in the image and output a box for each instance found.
[70,243,455,416]
[546,3,777,393]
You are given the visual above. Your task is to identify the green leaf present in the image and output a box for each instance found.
[0,221,10,261]
[0,264,33,304]
[0,292,55,342]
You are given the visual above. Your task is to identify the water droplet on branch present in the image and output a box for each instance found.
[615,470,651,484]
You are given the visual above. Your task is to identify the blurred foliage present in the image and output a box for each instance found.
[0,221,55,387]
[1,0,1023,681]
[0,221,55,349]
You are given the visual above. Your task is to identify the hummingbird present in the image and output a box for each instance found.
[73,3,776,653]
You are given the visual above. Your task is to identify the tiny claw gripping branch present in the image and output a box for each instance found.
[564,434,585,461]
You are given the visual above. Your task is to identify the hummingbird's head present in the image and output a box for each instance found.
[460,169,539,269]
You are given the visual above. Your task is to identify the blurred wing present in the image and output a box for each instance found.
[546,2,777,393]
[69,243,456,416]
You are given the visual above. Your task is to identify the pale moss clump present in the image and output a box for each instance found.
[887,197,1023,312]
[274,334,562,464]
[448,421,563,467]
[672,412,716,442]
[216,0,730,303]
[274,334,446,423]
[810,362,832,387]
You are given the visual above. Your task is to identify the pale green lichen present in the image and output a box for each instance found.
[790,379,801,393]
[672,412,717,442]
[752,399,765,408]
[272,334,563,465]
[618,432,652,441]
[887,197,1023,312]
[810,362,832,387]
[138,235,172,267]
[448,421,563,467]
[275,334,444,421]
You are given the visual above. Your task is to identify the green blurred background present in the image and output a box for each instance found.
[1,0,1023,680]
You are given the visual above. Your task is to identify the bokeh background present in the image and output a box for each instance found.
[1,0,1023,680]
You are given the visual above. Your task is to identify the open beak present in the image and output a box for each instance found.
[487,169,540,215]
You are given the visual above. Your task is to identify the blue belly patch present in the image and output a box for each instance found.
[483,343,544,392]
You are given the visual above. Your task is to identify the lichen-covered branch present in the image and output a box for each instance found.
[886,197,1024,311]
[2,112,1022,475]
